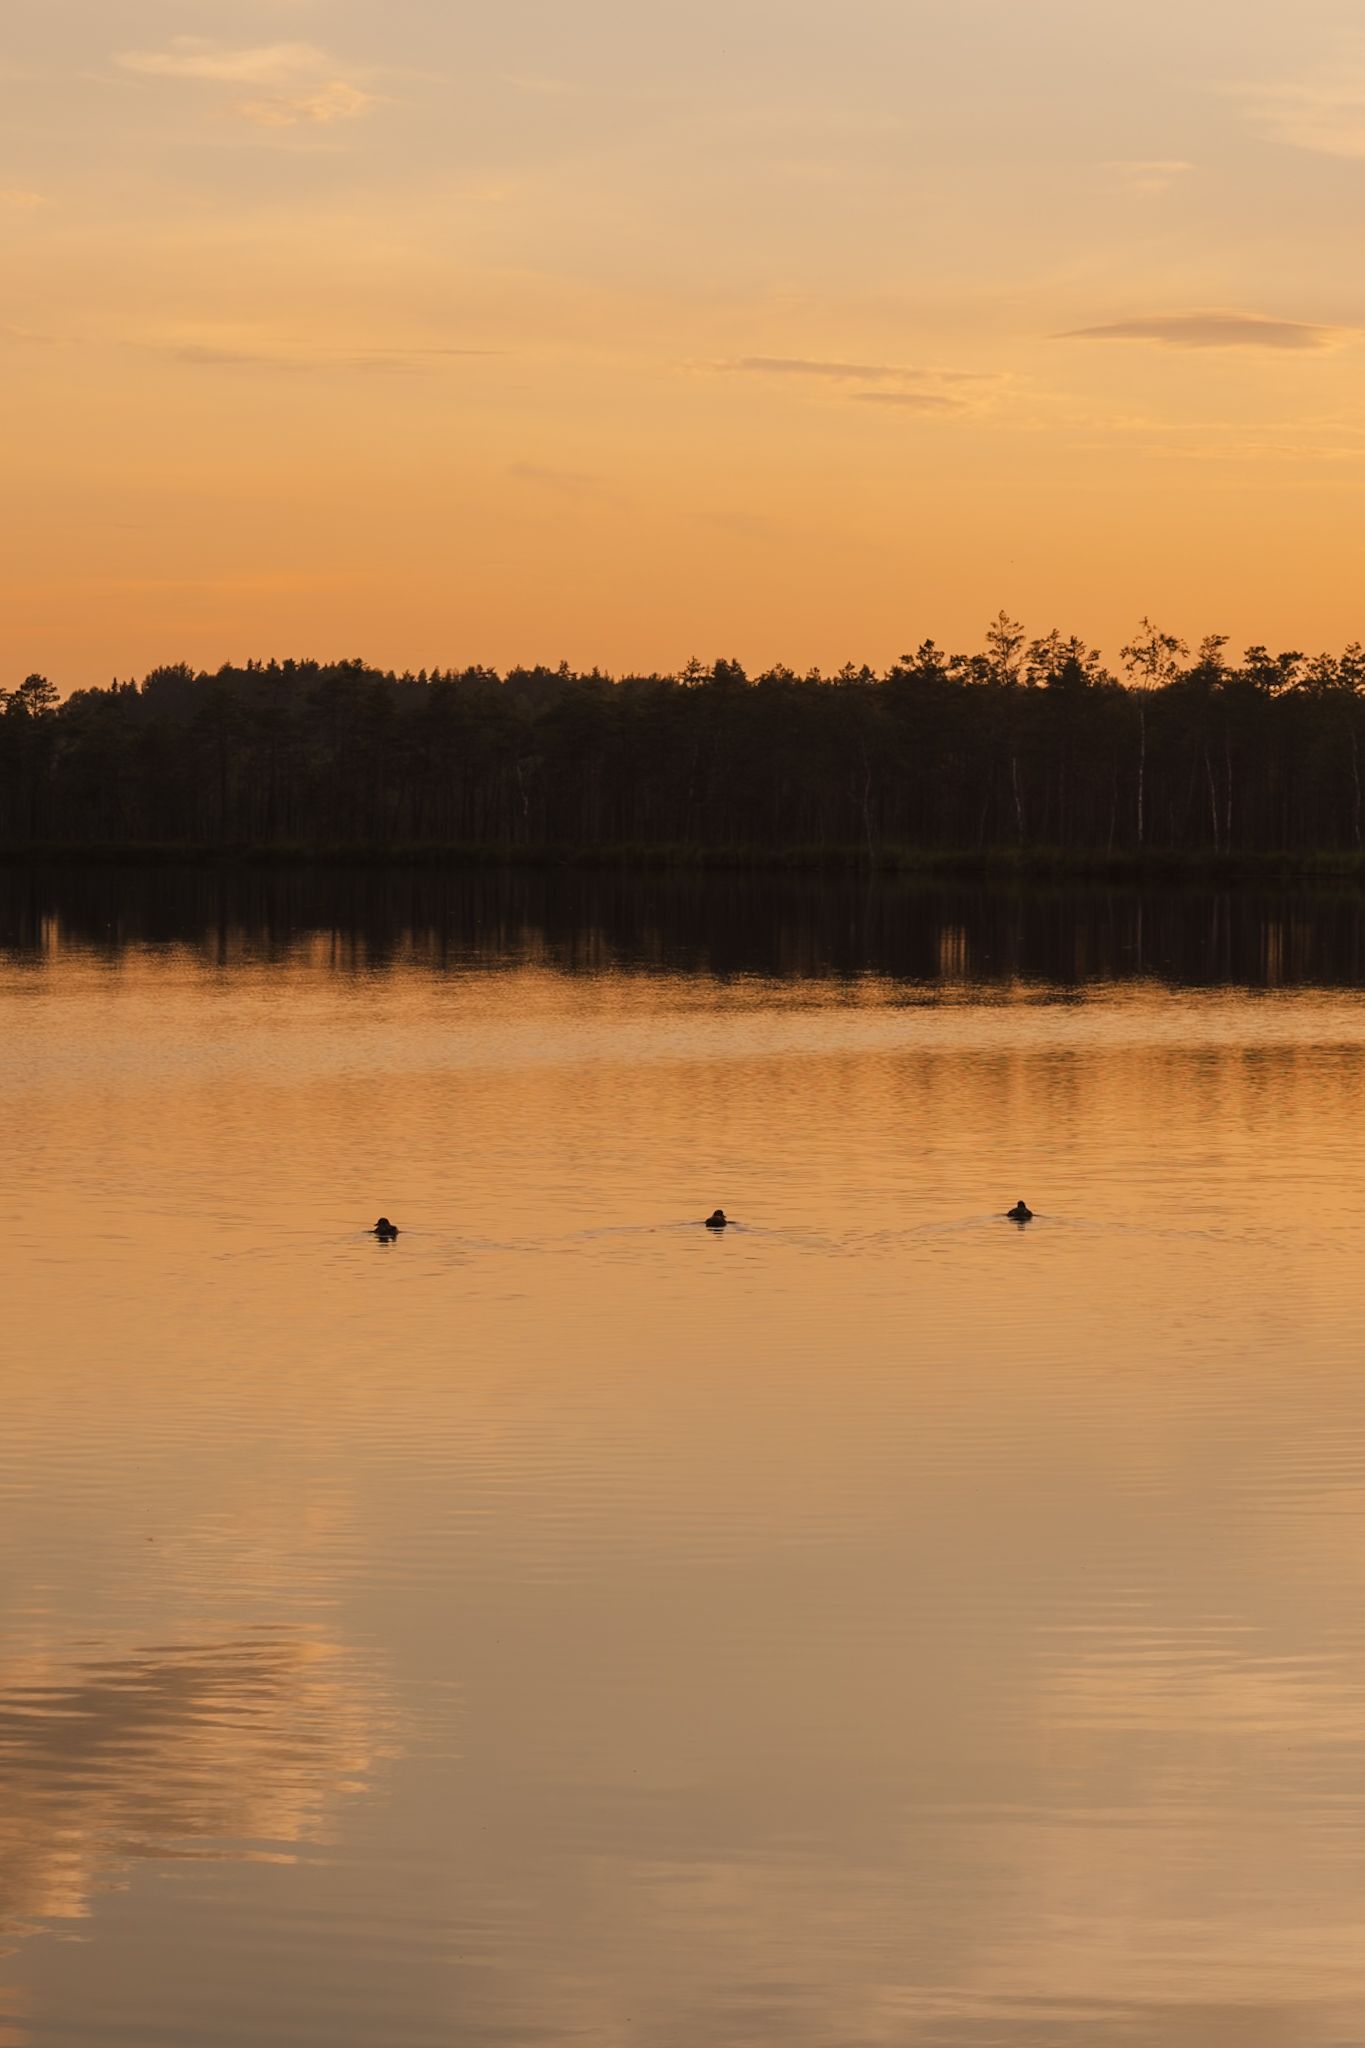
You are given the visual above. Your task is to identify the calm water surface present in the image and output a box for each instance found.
[5,874,1365,2047]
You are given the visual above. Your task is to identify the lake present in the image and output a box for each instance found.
[4,870,1365,2048]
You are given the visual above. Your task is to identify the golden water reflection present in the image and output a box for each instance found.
[0,1634,393,1954]
[5,881,1365,2044]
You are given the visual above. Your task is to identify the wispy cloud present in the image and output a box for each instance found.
[1106,159,1194,196]
[1060,312,1342,351]
[716,356,993,414]
[508,462,617,502]
[173,343,325,370]
[238,82,376,127]
[851,392,963,411]
[115,39,378,127]
[1238,52,1365,159]
[0,189,47,211]
[118,40,329,85]
[726,356,971,384]
[170,341,497,373]
[1168,442,1365,464]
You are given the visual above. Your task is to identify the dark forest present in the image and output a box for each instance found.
[9,617,1365,866]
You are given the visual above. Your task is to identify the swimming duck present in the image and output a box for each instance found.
[1007,1200,1033,1224]
[373,1217,400,1240]
[705,1209,729,1230]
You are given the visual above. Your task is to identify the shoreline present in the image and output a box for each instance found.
[3,843,1365,884]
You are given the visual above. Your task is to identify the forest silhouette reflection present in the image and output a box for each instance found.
[0,1632,393,1960]
[5,868,1365,990]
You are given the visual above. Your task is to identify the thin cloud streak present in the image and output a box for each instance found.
[238,83,377,127]
[1061,313,1342,352]
[169,342,496,374]
[725,356,979,385]
[853,392,963,411]
[1238,54,1365,160]
[115,38,378,127]
[117,41,332,86]
[1106,159,1194,196]
[507,462,618,503]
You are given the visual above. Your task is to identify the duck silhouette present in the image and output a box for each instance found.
[705,1209,729,1230]
[372,1217,400,1240]
[1007,1200,1033,1224]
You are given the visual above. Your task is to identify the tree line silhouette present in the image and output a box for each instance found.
[7,617,1365,863]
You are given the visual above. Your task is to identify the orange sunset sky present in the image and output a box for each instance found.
[4,0,1365,686]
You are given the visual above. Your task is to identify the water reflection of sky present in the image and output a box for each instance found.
[4,890,1365,2045]
[0,1634,394,1952]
